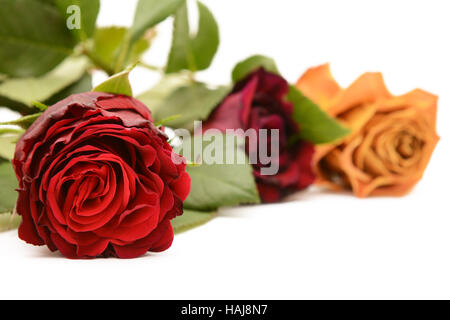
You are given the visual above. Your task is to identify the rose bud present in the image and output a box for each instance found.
[203,68,315,203]
[296,64,439,197]
[13,92,191,259]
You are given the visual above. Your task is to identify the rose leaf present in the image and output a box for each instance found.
[0,113,42,129]
[288,85,351,144]
[231,55,280,83]
[0,56,89,109]
[180,135,260,211]
[166,1,220,73]
[0,162,18,214]
[53,0,100,42]
[92,64,135,97]
[137,74,193,114]
[0,0,76,77]
[88,26,152,75]
[130,0,185,44]
[45,73,93,106]
[172,209,216,234]
[152,82,231,130]
[0,128,24,160]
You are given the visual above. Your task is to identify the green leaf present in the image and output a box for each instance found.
[0,162,18,213]
[32,101,49,112]
[92,65,135,96]
[45,72,92,105]
[232,55,279,83]
[288,86,350,144]
[154,83,230,130]
[137,73,192,113]
[0,129,23,160]
[0,128,23,135]
[0,113,42,129]
[180,135,260,211]
[191,2,220,70]
[115,0,179,73]
[0,0,75,77]
[165,1,193,73]
[172,209,215,234]
[89,26,151,75]
[0,56,89,107]
[154,114,182,127]
[130,0,185,44]
[54,0,100,41]
[166,1,219,73]
[0,212,21,233]
[0,135,18,160]
[0,96,30,114]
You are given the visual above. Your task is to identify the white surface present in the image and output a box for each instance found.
[1,0,449,299]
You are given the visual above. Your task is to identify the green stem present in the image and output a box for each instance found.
[114,36,131,74]
[81,46,115,76]
[138,61,164,73]
[187,71,196,83]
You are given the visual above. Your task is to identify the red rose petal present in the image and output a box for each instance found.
[13,93,190,259]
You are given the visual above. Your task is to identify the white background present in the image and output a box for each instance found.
[0,0,449,299]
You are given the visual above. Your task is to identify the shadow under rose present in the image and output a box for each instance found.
[31,246,164,260]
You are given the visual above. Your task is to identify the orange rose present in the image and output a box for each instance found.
[296,64,439,197]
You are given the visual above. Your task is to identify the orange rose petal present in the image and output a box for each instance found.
[296,64,341,111]
[362,148,392,177]
[329,72,391,116]
[340,136,373,184]
[313,144,336,164]
[298,64,439,198]
[340,103,377,143]
[370,181,417,197]
[357,175,396,198]
[378,89,438,114]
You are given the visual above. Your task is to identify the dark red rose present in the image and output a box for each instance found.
[203,68,315,202]
[13,92,190,259]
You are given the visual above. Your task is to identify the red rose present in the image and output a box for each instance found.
[203,68,315,202]
[13,92,191,259]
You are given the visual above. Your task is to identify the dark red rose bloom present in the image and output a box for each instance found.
[13,92,190,259]
[203,68,315,202]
